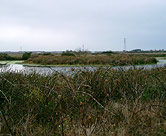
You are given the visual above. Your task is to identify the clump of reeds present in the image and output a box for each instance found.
[25,54,158,66]
[0,67,166,135]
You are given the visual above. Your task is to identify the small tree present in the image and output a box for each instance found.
[61,51,75,56]
[22,52,32,60]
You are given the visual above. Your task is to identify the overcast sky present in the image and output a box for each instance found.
[0,0,166,51]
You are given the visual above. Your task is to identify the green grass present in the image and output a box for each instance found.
[0,67,166,135]
[156,57,166,60]
[0,60,24,64]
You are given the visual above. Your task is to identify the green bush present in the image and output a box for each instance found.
[61,52,75,56]
[0,53,19,60]
[22,52,32,60]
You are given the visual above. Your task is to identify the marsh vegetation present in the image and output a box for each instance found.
[25,54,158,66]
[0,67,166,135]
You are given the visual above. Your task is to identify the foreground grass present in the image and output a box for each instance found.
[0,67,166,135]
[25,54,158,66]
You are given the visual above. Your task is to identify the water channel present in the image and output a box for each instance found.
[0,59,166,75]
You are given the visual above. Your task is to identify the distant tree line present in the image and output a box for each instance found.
[0,52,32,60]
[0,53,19,60]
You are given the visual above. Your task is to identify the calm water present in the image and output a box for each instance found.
[0,59,166,74]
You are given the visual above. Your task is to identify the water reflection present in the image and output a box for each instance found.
[0,59,166,74]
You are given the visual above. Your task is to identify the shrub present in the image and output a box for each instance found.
[61,52,75,56]
[22,52,32,60]
[0,68,166,135]
[0,53,19,60]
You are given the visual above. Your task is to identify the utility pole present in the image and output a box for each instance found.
[19,40,23,52]
[124,38,126,52]
[82,44,84,52]
[20,46,22,52]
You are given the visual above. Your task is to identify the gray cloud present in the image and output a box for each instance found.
[0,0,166,51]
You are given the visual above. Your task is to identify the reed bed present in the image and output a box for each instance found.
[25,54,157,66]
[0,67,166,135]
